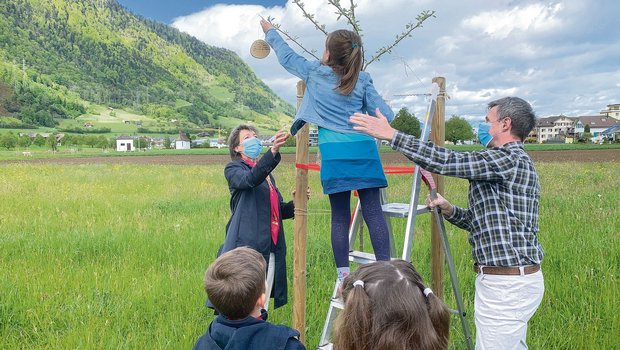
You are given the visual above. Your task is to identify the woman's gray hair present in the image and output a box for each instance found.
[488,97,536,141]
[228,124,258,159]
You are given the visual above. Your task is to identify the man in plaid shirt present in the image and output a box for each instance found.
[350,97,544,349]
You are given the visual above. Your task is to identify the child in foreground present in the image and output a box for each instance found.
[193,247,305,350]
[333,260,450,350]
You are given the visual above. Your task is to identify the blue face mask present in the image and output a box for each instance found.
[241,137,263,159]
[478,122,493,147]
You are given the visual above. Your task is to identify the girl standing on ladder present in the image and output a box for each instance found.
[260,19,395,286]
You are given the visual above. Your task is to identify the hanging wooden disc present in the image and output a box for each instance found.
[250,39,270,59]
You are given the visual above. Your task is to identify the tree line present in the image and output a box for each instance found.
[391,107,475,144]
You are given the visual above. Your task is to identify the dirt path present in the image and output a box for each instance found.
[3,149,619,165]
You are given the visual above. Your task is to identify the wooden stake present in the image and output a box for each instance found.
[293,80,308,342]
[431,76,446,298]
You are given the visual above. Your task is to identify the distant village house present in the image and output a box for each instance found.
[116,136,134,152]
[529,104,619,143]
[600,103,620,119]
[209,138,226,148]
[175,132,191,150]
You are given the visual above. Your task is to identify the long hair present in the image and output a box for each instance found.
[324,29,363,95]
[333,260,450,350]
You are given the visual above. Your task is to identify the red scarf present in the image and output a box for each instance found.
[244,159,279,245]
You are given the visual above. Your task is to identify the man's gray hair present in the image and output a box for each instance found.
[488,97,536,141]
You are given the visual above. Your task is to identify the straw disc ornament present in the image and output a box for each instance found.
[250,39,270,59]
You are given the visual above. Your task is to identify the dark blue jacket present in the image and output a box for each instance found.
[221,150,294,308]
[193,311,305,350]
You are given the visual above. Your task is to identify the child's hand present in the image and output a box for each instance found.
[260,19,273,33]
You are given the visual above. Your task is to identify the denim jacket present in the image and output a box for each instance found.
[265,29,394,135]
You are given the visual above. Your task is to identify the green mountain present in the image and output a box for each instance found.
[0,0,294,132]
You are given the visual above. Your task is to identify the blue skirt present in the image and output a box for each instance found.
[318,128,387,194]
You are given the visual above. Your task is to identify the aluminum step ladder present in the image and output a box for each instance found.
[318,83,473,350]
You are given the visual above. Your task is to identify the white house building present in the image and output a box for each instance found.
[209,138,225,148]
[175,132,191,150]
[574,116,618,142]
[309,128,318,146]
[116,136,134,151]
[600,103,620,120]
[531,115,575,143]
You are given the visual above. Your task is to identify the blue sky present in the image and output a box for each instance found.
[117,0,620,123]
[117,1,287,24]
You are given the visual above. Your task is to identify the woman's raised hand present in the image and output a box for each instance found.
[271,130,290,154]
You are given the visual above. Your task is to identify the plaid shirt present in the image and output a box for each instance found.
[392,131,544,266]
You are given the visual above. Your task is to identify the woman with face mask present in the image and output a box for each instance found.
[218,124,295,310]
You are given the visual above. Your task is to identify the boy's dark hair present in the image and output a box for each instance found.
[325,29,363,96]
[333,260,450,350]
[228,124,259,160]
[204,247,266,319]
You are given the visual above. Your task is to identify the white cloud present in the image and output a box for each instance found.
[462,3,564,39]
[172,4,285,60]
[172,0,620,123]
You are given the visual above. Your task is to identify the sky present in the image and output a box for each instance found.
[117,0,620,124]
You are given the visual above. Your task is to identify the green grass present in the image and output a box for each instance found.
[0,146,324,161]
[2,142,619,162]
[449,143,620,152]
[0,146,238,161]
[0,161,618,349]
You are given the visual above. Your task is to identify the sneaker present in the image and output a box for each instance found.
[334,272,349,300]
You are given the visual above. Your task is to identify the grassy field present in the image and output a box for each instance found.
[1,142,620,162]
[0,160,618,349]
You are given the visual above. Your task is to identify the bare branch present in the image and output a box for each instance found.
[349,0,357,27]
[327,0,361,35]
[266,16,320,60]
[292,0,328,35]
[363,10,436,70]
[267,3,435,72]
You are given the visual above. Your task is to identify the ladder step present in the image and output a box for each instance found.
[382,203,428,217]
[330,297,344,310]
[449,308,466,316]
[348,250,377,264]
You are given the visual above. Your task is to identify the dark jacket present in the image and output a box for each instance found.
[221,150,294,308]
[193,311,305,350]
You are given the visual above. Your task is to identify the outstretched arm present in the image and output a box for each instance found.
[262,20,317,81]
[352,109,516,182]
[225,151,280,190]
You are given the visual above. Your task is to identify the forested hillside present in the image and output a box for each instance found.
[0,0,293,130]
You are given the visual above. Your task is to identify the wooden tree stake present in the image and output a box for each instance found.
[293,80,308,342]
